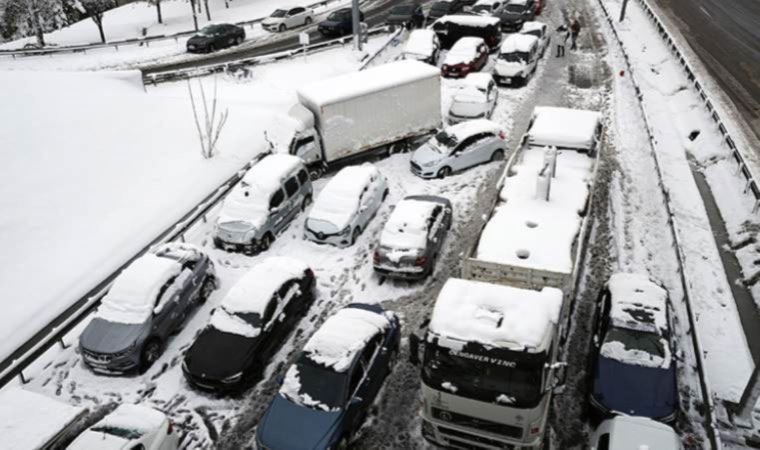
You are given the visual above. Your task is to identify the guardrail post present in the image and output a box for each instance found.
[754,199,760,214]
[18,370,28,384]
[58,337,70,350]
[745,178,752,194]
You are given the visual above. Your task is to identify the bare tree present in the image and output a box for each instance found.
[188,0,198,30]
[203,0,210,21]
[76,0,115,43]
[188,78,229,159]
[4,0,63,46]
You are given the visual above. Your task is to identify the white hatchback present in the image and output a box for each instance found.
[68,404,179,450]
[304,164,389,247]
[448,72,498,124]
[262,6,315,32]
[590,416,682,450]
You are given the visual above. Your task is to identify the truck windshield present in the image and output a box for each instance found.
[422,343,546,408]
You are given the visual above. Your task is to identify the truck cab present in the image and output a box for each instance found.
[286,103,323,170]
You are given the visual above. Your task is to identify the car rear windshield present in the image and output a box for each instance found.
[500,51,529,62]
[433,130,459,150]
[198,25,223,36]
[90,425,144,440]
[271,9,286,17]
[292,356,348,409]
[392,4,415,14]
[524,30,541,38]
[604,326,665,358]
[506,4,525,12]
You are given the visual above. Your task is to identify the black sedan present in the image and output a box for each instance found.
[318,8,365,37]
[182,257,315,392]
[256,303,401,449]
[373,195,452,280]
[589,273,678,423]
[427,0,467,21]
[186,23,245,53]
[386,3,425,29]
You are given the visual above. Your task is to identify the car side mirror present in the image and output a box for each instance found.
[350,396,363,406]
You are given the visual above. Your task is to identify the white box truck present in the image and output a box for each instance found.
[282,59,442,177]
[410,106,603,449]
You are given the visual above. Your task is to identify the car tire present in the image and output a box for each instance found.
[279,24,286,32]
[140,338,162,372]
[260,233,274,252]
[207,44,215,53]
[305,17,313,25]
[437,166,452,178]
[301,195,312,211]
[382,188,389,201]
[491,150,505,162]
[351,227,361,245]
[235,36,243,45]
[199,275,216,304]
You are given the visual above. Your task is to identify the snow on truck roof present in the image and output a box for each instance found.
[528,106,601,150]
[434,14,501,28]
[430,278,563,352]
[309,164,379,229]
[297,60,440,106]
[607,273,668,333]
[0,388,86,450]
[500,34,538,53]
[380,198,439,250]
[303,306,391,372]
[476,147,593,274]
[97,254,182,324]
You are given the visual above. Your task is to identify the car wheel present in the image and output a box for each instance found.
[301,195,312,211]
[351,227,361,245]
[140,339,162,372]
[199,276,216,304]
[382,188,389,201]
[235,36,243,45]
[260,233,274,252]
[305,17,312,25]
[279,24,286,32]
[207,43,215,53]
[437,166,452,178]
[491,150,505,162]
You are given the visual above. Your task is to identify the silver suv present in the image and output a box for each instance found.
[79,242,217,374]
[214,154,313,255]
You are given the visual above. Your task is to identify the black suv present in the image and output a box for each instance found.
[499,0,536,31]
[318,8,366,37]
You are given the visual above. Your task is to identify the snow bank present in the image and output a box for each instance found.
[97,255,182,324]
[476,148,593,274]
[500,34,538,54]
[303,306,390,372]
[379,199,437,250]
[430,278,563,352]
[0,387,86,449]
[308,164,378,230]
[528,106,601,150]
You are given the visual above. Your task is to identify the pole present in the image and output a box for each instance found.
[619,0,629,21]
[352,0,362,51]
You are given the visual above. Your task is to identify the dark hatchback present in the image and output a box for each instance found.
[431,15,502,50]
[498,0,536,32]
[256,303,401,449]
[427,0,467,21]
[318,8,365,37]
[589,273,678,423]
[386,3,425,28]
[186,23,245,53]
[182,257,315,392]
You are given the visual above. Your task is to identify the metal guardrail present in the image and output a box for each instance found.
[358,26,403,70]
[596,0,721,447]
[633,0,760,214]
[0,151,271,388]
[0,0,340,57]
[142,26,391,85]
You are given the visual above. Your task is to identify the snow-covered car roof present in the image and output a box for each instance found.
[446,118,503,142]
[403,29,437,58]
[308,164,379,229]
[151,241,202,262]
[210,257,309,337]
[476,148,593,274]
[520,21,546,34]
[302,305,391,372]
[241,153,303,193]
[500,33,538,54]
[462,72,493,90]
[434,14,501,28]
[0,388,87,450]
[528,106,602,150]
[430,278,563,352]
[444,37,485,65]
[69,404,167,449]
[96,254,182,324]
[380,198,439,250]
[607,273,668,334]
[297,60,440,106]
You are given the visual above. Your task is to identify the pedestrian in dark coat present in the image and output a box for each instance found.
[570,18,582,50]
[555,24,569,57]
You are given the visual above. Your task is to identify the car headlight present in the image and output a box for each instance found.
[244,227,258,241]
[222,371,243,383]
[421,159,439,168]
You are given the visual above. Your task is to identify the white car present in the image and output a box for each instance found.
[494,33,540,86]
[68,404,179,450]
[402,29,440,65]
[304,164,388,247]
[410,119,507,178]
[590,416,682,450]
[262,6,315,32]
[448,72,498,124]
[519,21,550,56]
[471,0,505,15]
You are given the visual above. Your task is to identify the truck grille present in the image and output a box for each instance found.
[439,426,516,449]
[432,408,523,439]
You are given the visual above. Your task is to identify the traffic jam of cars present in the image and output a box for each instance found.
[6,1,690,450]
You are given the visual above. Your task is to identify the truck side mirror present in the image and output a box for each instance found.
[408,333,422,366]
[546,361,567,394]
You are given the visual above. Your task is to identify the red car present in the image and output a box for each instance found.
[535,0,544,15]
[441,37,489,78]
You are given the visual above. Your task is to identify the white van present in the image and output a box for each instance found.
[590,416,682,450]
[493,33,540,86]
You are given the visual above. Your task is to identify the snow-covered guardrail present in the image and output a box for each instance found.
[631,0,760,214]
[596,0,721,447]
[143,26,391,85]
[0,0,342,57]
[358,26,403,70]
[0,151,272,389]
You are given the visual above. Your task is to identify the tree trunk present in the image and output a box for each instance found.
[155,0,162,24]
[190,0,198,30]
[204,0,211,21]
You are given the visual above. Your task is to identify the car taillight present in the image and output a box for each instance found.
[373,251,380,264]
[167,421,174,435]
[499,131,506,140]
[442,64,449,71]
[415,256,427,266]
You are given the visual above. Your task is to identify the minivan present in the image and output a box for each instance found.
[431,14,502,50]
[214,154,313,254]
[494,33,540,86]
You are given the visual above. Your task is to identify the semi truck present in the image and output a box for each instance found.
[282,59,442,178]
[410,106,603,449]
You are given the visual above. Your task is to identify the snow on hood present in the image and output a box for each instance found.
[308,165,378,231]
[600,340,670,369]
[500,34,538,53]
[96,254,182,324]
[444,37,484,65]
[380,199,437,250]
[303,307,390,372]
[403,29,436,58]
[528,106,601,150]
[453,85,488,103]
[430,278,563,352]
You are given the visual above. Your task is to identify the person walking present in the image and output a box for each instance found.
[555,24,569,57]
[570,18,582,50]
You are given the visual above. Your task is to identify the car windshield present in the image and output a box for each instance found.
[224,307,262,328]
[90,425,144,440]
[327,11,349,21]
[603,326,665,358]
[198,25,222,36]
[422,343,545,408]
[431,2,451,12]
[432,130,458,152]
[500,51,529,62]
[271,9,287,17]
[392,4,415,14]
[506,3,525,12]
[524,30,541,38]
[285,355,348,410]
